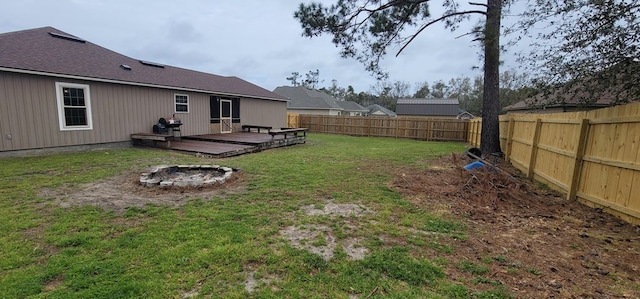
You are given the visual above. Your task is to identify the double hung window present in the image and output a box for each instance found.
[55,82,93,130]
[175,94,189,113]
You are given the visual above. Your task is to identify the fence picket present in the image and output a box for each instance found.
[466,102,640,224]
[293,115,469,142]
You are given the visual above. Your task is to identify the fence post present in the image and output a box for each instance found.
[505,117,515,162]
[528,118,542,178]
[475,120,481,147]
[428,119,434,141]
[365,117,370,137]
[567,119,590,201]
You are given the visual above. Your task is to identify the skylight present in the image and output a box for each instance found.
[139,60,165,68]
[120,64,132,71]
[48,32,86,43]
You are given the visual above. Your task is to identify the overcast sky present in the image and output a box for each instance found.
[0,0,525,94]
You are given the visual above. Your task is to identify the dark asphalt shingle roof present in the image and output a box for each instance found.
[367,104,397,117]
[336,100,368,112]
[273,86,368,113]
[0,26,285,101]
[503,95,613,112]
[273,86,343,110]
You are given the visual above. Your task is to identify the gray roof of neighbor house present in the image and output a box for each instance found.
[367,104,397,117]
[336,100,368,112]
[0,27,286,101]
[273,86,344,110]
[503,94,613,112]
[504,61,640,113]
[396,98,460,116]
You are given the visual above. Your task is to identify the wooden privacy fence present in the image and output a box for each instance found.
[287,113,300,128]
[293,114,469,142]
[468,119,482,147]
[469,102,640,224]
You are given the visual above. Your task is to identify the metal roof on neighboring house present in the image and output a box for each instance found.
[0,27,286,101]
[395,98,460,116]
[273,86,344,110]
[396,98,459,105]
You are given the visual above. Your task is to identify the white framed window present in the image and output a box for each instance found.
[175,94,189,113]
[55,82,93,131]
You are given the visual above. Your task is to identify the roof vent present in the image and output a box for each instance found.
[120,64,132,71]
[49,32,86,43]
[139,60,165,68]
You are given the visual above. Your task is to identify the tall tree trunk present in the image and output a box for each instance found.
[480,0,502,155]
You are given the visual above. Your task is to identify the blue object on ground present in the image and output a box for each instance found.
[464,161,485,170]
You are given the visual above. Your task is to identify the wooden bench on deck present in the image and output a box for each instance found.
[268,127,308,139]
[242,125,273,133]
[131,133,174,147]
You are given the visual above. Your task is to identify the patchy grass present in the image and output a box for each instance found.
[0,134,508,298]
[456,260,489,275]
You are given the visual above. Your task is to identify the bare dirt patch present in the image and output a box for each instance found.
[280,225,368,262]
[301,201,370,217]
[391,154,640,298]
[280,199,370,262]
[41,171,246,213]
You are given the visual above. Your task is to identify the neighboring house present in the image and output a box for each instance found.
[504,61,640,114]
[395,98,460,118]
[503,95,617,114]
[273,86,366,116]
[367,104,397,117]
[456,110,475,120]
[335,100,369,116]
[0,27,287,154]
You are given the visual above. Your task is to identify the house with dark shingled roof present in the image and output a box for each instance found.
[367,104,397,117]
[0,27,287,155]
[273,86,368,116]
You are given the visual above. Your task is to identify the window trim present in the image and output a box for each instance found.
[55,82,93,131]
[174,94,189,113]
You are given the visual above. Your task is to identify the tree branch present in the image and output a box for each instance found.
[396,10,486,56]
[455,31,481,40]
[469,2,487,8]
[380,4,421,55]
[340,0,426,35]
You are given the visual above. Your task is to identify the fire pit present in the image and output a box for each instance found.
[140,165,234,187]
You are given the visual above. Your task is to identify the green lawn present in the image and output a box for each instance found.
[0,134,511,298]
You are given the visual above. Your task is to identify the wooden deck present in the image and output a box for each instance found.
[131,132,305,158]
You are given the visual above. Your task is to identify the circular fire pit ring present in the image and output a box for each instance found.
[140,165,235,187]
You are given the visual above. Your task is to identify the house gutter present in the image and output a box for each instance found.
[0,67,287,102]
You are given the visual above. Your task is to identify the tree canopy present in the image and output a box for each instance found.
[286,69,324,89]
[294,1,489,79]
[295,0,504,155]
[512,0,640,104]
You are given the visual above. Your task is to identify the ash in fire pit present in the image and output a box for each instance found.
[140,165,234,187]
